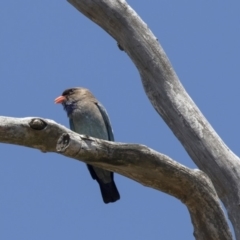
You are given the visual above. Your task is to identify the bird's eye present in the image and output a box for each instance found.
[62,89,74,96]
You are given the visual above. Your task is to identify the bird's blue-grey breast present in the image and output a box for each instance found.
[55,87,120,203]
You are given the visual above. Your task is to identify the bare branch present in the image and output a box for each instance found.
[66,0,240,238]
[0,116,233,239]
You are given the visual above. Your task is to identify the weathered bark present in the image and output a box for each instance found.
[66,0,240,239]
[0,116,233,239]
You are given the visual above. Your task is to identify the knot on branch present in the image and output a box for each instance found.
[29,118,47,130]
[117,42,124,51]
[56,133,70,152]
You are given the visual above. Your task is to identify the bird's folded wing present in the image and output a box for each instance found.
[95,102,114,141]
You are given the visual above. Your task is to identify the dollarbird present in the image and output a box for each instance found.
[55,87,120,204]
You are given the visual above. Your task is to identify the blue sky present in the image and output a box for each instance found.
[0,1,239,239]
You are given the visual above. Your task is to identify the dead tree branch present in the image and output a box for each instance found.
[0,116,233,240]
[66,0,240,238]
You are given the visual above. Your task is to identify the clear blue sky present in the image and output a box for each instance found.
[1,1,239,239]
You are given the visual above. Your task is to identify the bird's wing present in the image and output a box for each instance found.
[95,102,114,141]
[69,118,75,131]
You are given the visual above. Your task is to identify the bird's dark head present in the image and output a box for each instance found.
[54,87,94,115]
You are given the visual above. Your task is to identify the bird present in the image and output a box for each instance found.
[54,87,120,204]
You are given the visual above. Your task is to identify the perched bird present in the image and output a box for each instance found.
[55,87,120,204]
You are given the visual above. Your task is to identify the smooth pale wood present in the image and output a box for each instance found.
[67,0,240,239]
[0,116,233,240]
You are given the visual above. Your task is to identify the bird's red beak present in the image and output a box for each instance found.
[54,95,66,104]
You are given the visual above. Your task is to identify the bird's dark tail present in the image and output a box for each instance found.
[87,164,120,204]
[98,181,120,204]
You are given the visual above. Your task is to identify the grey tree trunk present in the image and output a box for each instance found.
[67,0,240,238]
[0,1,239,239]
